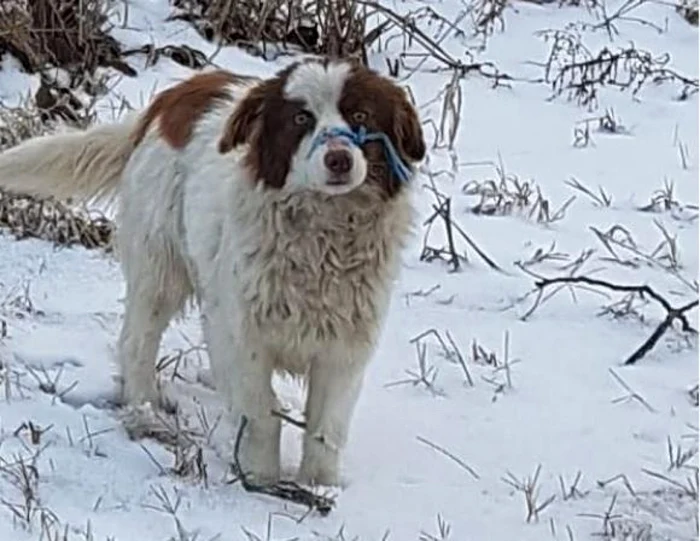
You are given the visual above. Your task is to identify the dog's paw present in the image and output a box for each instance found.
[297,451,347,489]
[114,374,178,413]
[117,401,183,447]
[297,432,348,489]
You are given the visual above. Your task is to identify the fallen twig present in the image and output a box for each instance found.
[529,275,697,365]
[232,416,335,516]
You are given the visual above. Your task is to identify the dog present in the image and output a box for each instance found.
[0,57,426,486]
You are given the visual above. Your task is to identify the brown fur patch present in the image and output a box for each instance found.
[339,66,426,198]
[218,63,315,189]
[132,70,251,149]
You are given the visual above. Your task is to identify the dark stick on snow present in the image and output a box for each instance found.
[532,275,698,365]
[232,416,335,516]
[270,409,307,430]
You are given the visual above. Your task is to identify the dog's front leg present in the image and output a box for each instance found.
[202,306,281,485]
[298,352,368,487]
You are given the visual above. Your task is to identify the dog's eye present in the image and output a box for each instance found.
[352,111,368,124]
[294,111,313,126]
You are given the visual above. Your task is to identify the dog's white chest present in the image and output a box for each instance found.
[228,188,412,368]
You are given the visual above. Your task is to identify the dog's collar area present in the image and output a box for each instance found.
[306,126,412,183]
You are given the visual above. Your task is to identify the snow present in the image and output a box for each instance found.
[0,0,697,540]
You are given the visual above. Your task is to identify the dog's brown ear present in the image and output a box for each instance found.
[393,94,426,164]
[218,85,267,154]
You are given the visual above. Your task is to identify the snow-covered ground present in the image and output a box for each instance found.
[0,1,697,539]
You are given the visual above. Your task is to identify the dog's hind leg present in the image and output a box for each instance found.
[116,244,192,412]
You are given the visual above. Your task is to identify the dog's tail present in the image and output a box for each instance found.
[0,114,139,204]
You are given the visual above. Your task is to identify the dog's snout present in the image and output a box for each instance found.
[323,149,353,175]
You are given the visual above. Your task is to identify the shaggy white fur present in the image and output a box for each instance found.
[0,60,421,487]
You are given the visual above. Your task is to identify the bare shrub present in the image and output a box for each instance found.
[0,0,133,77]
[0,0,135,128]
[537,28,698,108]
[170,0,367,60]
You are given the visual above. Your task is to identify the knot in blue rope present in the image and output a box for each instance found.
[306,125,412,183]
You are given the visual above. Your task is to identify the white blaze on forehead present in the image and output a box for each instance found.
[283,61,351,118]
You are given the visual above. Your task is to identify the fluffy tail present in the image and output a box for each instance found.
[0,115,139,204]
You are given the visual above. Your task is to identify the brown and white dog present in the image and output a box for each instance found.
[0,58,426,486]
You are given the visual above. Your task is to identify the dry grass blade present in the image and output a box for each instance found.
[0,444,59,532]
[596,473,637,497]
[641,467,699,500]
[590,224,697,292]
[407,328,474,387]
[384,338,445,397]
[572,108,628,147]
[502,464,557,523]
[666,436,699,471]
[565,177,612,207]
[419,514,452,541]
[436,68,463,150]
[559,471,590,501]
[420,176,503,273]
[577,494,623,539]
[416,435,480,480]
[609,368,655,413]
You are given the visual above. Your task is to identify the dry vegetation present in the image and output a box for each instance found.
[0,0,134,113]
[170,0,369,61]
[0,0,122,250]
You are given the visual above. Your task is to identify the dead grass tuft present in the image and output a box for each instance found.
[463,158,576,224]
[0,189,114,250]
[502,464,557,523]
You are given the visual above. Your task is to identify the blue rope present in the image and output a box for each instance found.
[306,125,412,183]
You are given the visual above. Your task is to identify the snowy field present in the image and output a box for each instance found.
[0,0,698,540]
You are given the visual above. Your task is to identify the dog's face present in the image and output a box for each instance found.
[219,59,426,198]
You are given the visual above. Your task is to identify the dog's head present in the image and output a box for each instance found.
[219,58,426,198]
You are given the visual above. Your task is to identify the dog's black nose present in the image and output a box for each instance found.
[324,149,353,175]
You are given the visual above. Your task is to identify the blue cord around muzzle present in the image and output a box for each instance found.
[306,126,412,183]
